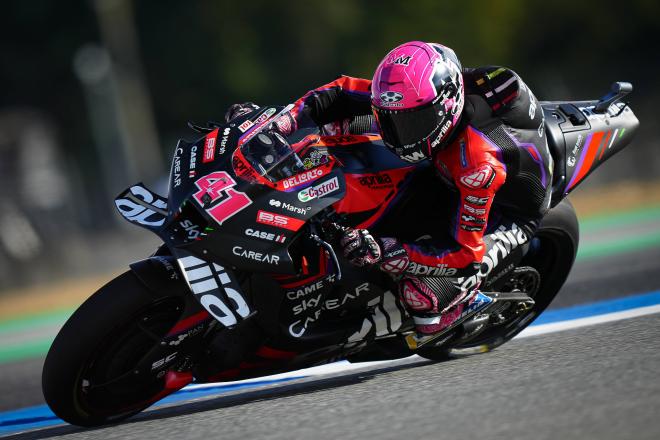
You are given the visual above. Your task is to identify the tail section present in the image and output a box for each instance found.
[542,82,639,206]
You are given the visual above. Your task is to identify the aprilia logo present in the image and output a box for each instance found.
[115,185,167,228]
[178,255,250,327]
[359,174,393,188]
[406,262,458,277]
[459,225,528,291]
[431,120,453,149]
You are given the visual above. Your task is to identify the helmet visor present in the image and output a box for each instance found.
[373,99,449,149]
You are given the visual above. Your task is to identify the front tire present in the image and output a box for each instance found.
[42,271,187,426]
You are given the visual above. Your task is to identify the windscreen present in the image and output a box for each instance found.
[237,105,306,183]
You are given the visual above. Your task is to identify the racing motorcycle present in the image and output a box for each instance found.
[43,82,639,426]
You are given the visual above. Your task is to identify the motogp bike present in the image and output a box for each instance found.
[43,82,639,426]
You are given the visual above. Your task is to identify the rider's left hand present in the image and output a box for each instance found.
[339,228,382,267]
[272,110,297,136]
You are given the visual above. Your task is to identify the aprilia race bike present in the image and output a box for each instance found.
[43,82,639,426]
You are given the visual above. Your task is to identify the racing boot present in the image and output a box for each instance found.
[399,277,493,349]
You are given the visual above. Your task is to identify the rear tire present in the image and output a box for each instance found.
[42,271,186,426]
[451,198,579,354]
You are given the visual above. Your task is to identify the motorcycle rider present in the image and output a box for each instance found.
[227,41,552,344]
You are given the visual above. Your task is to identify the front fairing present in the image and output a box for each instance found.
[160,107,346,274]
[114,108,426,335]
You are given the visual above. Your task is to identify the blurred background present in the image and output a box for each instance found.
[0,0,659,293]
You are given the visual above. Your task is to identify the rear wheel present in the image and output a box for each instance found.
[453,198,579,353]
[417,198,579,360]
[42,271,188,426]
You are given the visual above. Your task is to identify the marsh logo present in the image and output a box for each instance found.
[218,127,231,155]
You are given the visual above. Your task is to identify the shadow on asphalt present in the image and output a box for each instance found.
[4,357,440,439]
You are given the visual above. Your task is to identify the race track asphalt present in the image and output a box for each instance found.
[4,312,660,440]
[1,209,660,439]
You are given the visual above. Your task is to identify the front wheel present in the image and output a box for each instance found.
[42,271,189,426]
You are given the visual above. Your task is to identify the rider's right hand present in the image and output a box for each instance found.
[224,102,260,122]
[224,102,297,136]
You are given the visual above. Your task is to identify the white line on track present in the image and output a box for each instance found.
[517,304,660,338]
[184,303,660,392]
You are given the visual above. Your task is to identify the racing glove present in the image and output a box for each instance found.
[339,228,382,267]
[225,102,297,136]
[224,102,260,122]
[272,111,297,136]
[335,226,410,274]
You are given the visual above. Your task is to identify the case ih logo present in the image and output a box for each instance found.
[459,165,495,189]
[281,168,326,190]
[256,210,305,231]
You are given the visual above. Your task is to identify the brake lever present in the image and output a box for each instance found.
[309,233,342,282]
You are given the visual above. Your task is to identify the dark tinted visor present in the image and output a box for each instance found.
[374,99,447,148]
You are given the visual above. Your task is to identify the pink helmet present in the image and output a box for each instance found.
[372,41,464,163]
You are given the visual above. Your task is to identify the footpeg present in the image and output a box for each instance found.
[516,299,535,313]
[406,292,494,350]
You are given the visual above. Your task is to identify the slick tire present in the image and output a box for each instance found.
[451,197,580,353]
[42,271,186,427]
